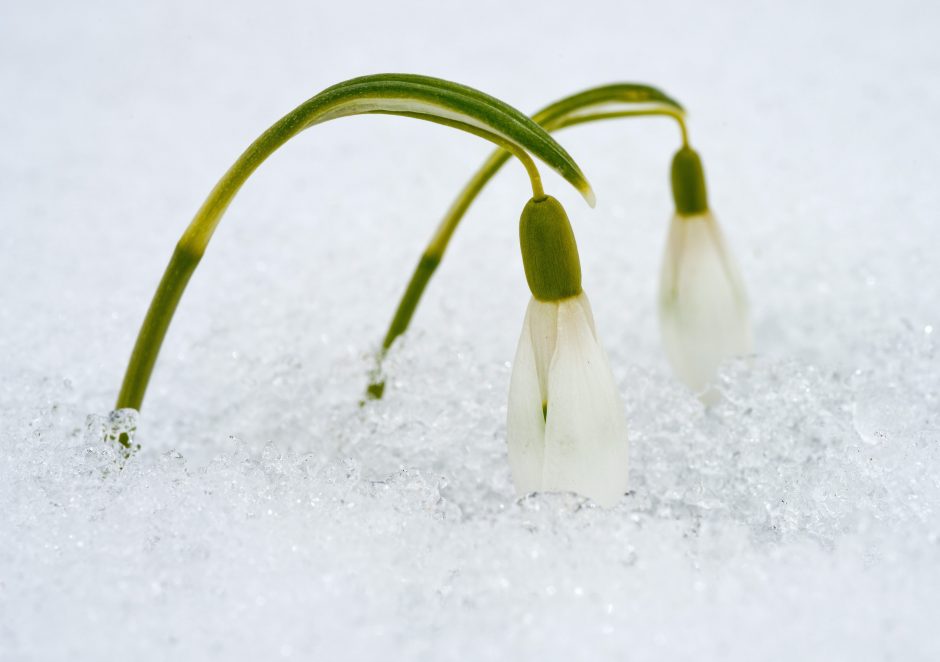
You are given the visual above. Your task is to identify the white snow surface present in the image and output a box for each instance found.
[2,0,939,660]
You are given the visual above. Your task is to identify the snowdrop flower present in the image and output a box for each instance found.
[507,196,629,507]
[659,147,751,399]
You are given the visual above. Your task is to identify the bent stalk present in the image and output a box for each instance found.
[115,74,594,414]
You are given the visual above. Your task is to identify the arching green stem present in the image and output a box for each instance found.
[115,74,593,415]
[555,108,689,146]
[367,86,688,399]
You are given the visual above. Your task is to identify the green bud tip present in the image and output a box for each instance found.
[519,195,583,301]
[671,146,709,216]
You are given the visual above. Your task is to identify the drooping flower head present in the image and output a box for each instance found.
[658,147,752,400]
[507,196,629,507]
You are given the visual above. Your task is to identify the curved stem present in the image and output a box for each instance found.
[555,108,689,146]
[115,80,558,412]
[367,106,687,398]
[116,113,306,411]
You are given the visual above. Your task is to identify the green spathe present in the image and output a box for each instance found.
[519,196,583,301]
[671,146,709,215]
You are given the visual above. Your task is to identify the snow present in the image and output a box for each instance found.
[1,0,939,659]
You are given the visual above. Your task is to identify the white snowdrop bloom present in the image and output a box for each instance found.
[660,147,751,397]
[507,195,629,507]
[659,211,751,394]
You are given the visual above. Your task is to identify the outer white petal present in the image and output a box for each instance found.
[526,298,559,407]
[542,293,630,507]
[506,298,551,496]
[659,212,752,396]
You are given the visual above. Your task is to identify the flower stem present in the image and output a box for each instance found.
[113,75,581,413]
[555,108,689,146]
[116,114,300,411]
[366,105,687,399]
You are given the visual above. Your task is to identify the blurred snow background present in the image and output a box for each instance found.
[1,0,938,659]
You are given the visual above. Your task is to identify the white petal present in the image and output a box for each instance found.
[659,212,751,396]
[542,293,629,507]
[526,298,559,407]
[570,288,598,337]
[506,298,548,497]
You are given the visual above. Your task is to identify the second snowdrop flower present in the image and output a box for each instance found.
[507,196,629,507]
[659,147,752,399]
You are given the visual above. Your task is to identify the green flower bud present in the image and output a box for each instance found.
[519,195,582,301]
[671,146,709,216]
